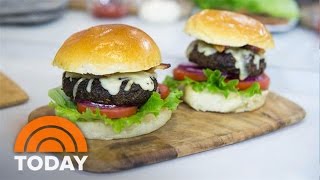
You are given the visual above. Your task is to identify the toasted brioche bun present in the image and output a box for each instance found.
[185,10,275,50]
[76,109,171,140]
[183,85,268,113]
[53,24,161,75]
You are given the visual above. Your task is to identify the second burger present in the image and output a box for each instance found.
[164,10,275,113]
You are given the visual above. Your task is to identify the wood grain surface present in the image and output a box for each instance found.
[28,92,305,173]
[0,72,28,108]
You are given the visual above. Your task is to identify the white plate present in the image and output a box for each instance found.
[266,18,299,33]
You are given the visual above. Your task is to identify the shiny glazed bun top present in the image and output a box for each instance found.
[53,24,161,75]
[185,10,275,50]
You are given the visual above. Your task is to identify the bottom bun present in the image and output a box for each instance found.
[184,85,268,113]
[76,108,172,140]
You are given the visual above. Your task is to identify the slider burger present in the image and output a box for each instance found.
[48,24,182,140]
[164,10,274,113]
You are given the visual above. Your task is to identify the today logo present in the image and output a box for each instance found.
[14,116,88,171]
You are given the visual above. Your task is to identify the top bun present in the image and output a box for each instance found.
[53,24,161,75]
[185,10,275,50]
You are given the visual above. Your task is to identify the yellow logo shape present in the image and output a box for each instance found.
[14,116,87,153]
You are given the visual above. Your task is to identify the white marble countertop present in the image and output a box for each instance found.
[0,11,319,180]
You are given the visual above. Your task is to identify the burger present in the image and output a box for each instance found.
[48,24,182,140]
[164,10,274,113]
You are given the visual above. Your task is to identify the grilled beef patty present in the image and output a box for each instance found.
[62,72,158,107]
[188,43,266,79]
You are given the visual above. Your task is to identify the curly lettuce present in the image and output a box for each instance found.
[48,88,182,133]
[193,0,300,20]
[163,69,261,98]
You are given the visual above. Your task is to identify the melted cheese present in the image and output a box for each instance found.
[65,72,74,82]
[226,48,264,80]
[186,41,217,57]
[253,56,261,70]
[197,41,217,56]
[99,72,155,95]
[86,79,94,93]
[65,72,80,79]
[73,78,85,99]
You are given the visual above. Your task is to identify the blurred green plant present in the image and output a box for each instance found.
[193,0,300,19]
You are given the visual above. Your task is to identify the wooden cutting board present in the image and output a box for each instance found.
[0,72,28,108]
[28,92,305,173]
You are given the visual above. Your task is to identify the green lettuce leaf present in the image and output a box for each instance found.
[193,0,299,19]
[163,69,261,98]
[240,81,261,97]
[163,76,182,92]
[48,87,182,133]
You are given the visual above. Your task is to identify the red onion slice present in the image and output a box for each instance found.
[177,63,205,75]
[239,74,266,82]
[177,63,231,78]
[77,101,117,109]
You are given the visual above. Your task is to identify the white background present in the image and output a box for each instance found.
[0,11,319,180]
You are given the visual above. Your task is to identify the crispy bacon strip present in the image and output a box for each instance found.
[156,63,171,69]
[147,63,171,72]
[213,45,226,52]
[243,45,265,55]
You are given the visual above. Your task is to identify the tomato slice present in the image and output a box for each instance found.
[235,74,270,90]
[158,84,170,99]
[77,103,137,119]
[173,67,207,81]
